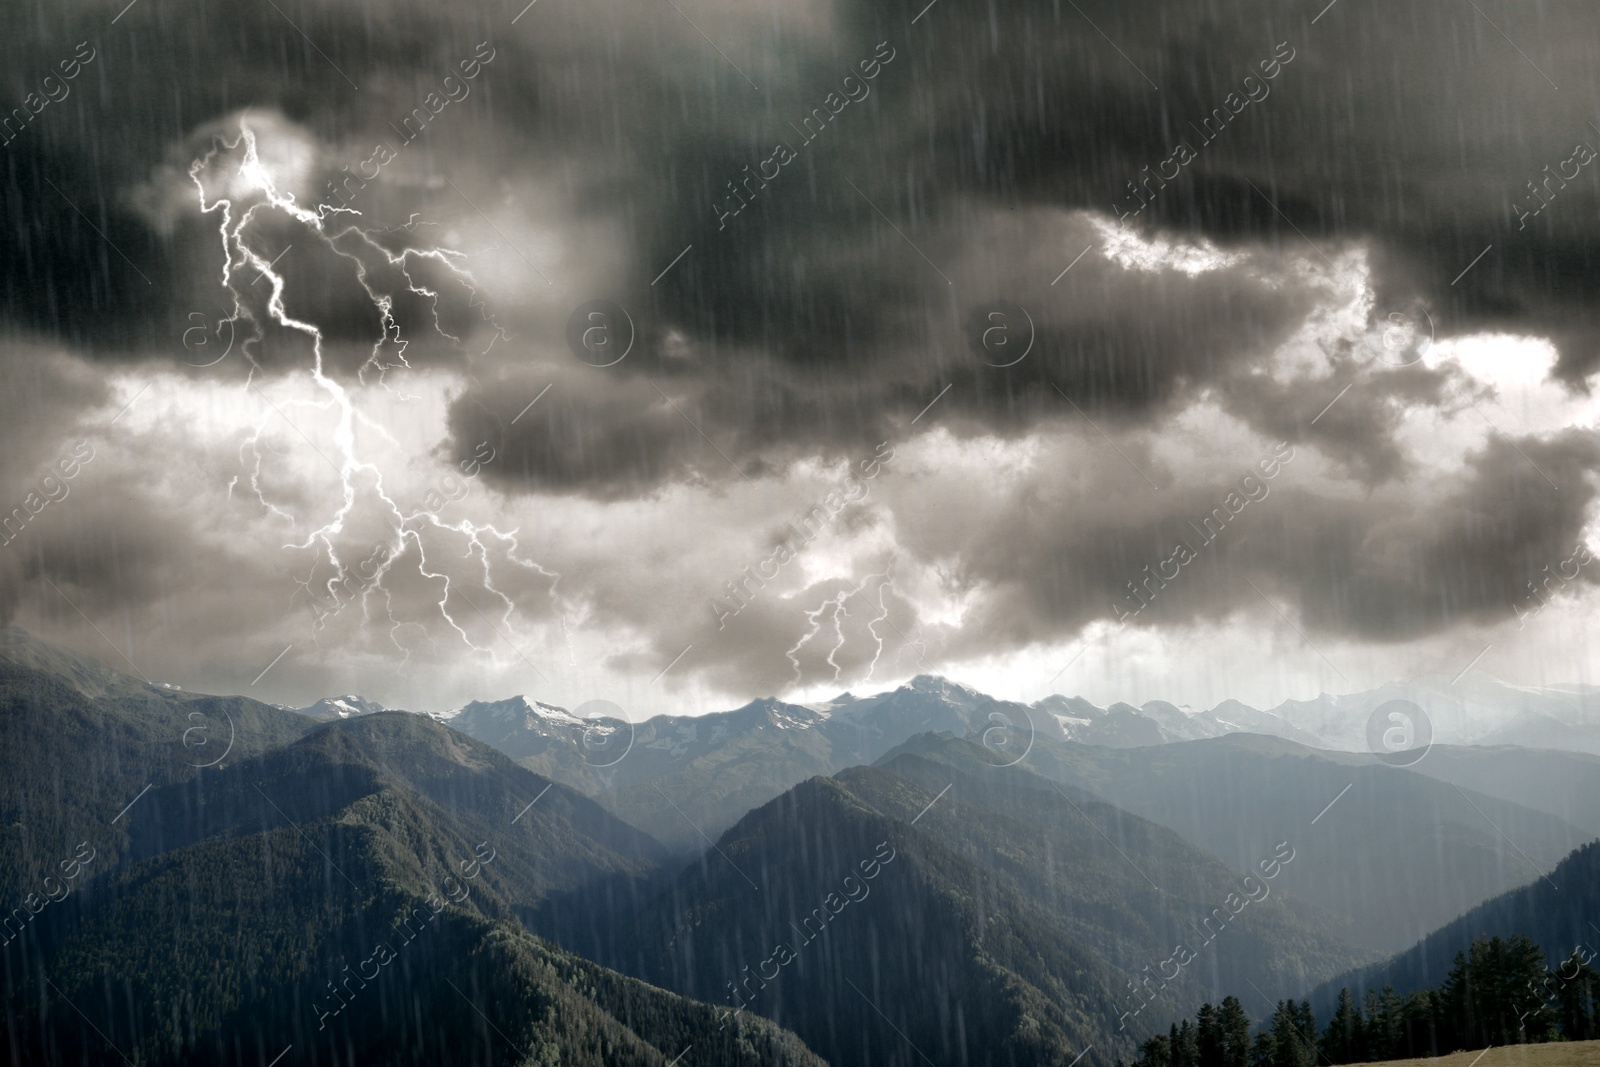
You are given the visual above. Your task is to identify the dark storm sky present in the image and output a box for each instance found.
[0,0,1596,713]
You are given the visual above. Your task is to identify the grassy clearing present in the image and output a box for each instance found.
[1368,1041,1600,1067]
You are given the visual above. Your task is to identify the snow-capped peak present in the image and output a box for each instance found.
[294,694,391,721]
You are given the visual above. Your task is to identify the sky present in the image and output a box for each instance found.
[1,0,1598,717]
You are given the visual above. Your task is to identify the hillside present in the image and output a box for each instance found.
[118,712,672,909]
[1006,732,1593,952]
[1401,745,1600,837]
[565,738,1368,1067]
[6,816,821,1066]
[0,629,316,904]
[1308,839,1600,1019]
[1194,739,1600,838]
[0,706,822,1066]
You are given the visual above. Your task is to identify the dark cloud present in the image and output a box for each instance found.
[436,0,1600,502]
[3,0,1599,703]
[456,206,1330,497]
[1283,430,1600,639]
[11,0,1599,393]
[922,428,1600,666]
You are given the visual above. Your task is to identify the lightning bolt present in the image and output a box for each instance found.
[397,509,563,659]
[786,593,848,685]
[190,119,560,664]
[823,597,849,682]
[786,569,897,687]
[859,573,897,684]
[896,623,929,672]
[784,609,815,684]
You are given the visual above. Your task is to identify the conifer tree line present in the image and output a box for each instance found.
[1120,935,1600,1067]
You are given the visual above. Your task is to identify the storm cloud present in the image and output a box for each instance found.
[1,0,1596,710]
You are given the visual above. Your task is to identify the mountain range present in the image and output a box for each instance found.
[0,632,822,1066]
[427,678,1599,958]
[436,671,1600,755]
[425,673,1600,853]
[443,676,1050,850]
[4,626,1600,1066]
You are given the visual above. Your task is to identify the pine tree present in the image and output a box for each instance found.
[1319,988,1361,1064]
[1196,1003,1224,1067]
[1296,1002,1317,1058]
[1184,933,1586,1067]
[1219,996,1252,1067]
[1489,935,1556,1044]
[1372,986,1406,1059]
[1175,1018,1200,1067]
[1553,950,1599,1042]
[1438,949,1472,1052]
[1434,935,1555,1050]
[1268,1000,1313,1067]
[1248,1032,1275,1067]
[1399,988,1437,1060]
[1136,1034,1173,1067]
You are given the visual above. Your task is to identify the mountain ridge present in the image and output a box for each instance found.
[567,736,1369,1067]
[435,668,1600,759]
[0,658,823,1066]
[426,668,1600,850]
